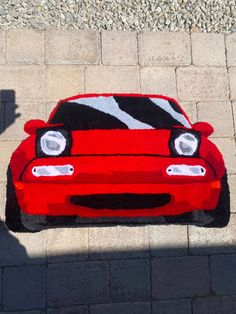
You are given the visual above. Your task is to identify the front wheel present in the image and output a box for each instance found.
[194,172,230,228]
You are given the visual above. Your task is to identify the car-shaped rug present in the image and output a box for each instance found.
[5,93,230,232]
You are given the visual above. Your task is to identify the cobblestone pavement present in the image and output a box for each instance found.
[0,30,236,313]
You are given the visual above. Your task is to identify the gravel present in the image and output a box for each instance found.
[0,0,235,33]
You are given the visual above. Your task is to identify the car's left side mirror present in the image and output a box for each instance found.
[193,122,214,137]
[24,119,47,135]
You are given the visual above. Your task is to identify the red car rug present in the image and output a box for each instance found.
[5,93,230,232]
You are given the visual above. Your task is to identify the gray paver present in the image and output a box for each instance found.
[0,31,5,64]
[193,296,236,314]
[0,65,45,101]
[191,33,226,66]
[89,226,149,260]
[47,261,109,307]
[0,268,2,305]
[45,30,100,64]
[189,214,236,255]
[140,67,177,98]
[47,306,88,314]
[152,299,192,314]
[197,101,234,137]
[229,67,236,100]
[90,302,151,314]
[3,265,46,310]
[46,65,84,101]
[210,254,236,295]
[102,31,138,65]
[0,182,6,221]
[110,259,150,302]
[229,175,236,212]
[1,101,47,140]
[226,34,236,66]
[85,65,140,93]
[177,66,229,101]
[47,227,88,263]
[6,30,44,64]
[152,256,210,299]
[139,32,191,66]
[0,311,45,314]
[149,225,188,257]
[0,223,46,266]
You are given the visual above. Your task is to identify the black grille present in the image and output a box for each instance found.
[70,193,171,209]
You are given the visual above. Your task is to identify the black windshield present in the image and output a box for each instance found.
[49,96,189,130]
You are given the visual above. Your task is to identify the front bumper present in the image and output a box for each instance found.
[15,155,221,217]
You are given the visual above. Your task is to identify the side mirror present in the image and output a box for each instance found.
[193,122,214,137]
[24,119,47,135]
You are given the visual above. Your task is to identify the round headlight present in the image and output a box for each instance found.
[40,131,66,156]
[174,133,198,156]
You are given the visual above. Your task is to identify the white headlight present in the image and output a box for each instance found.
[40,131,66,156]
[174,133,198,156]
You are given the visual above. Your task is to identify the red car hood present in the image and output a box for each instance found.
[70,129,172,155]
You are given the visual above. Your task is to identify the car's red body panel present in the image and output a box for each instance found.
[9,93,226,218]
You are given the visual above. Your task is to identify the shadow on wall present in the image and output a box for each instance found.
[0,90,20,134]
[0,221,236,313]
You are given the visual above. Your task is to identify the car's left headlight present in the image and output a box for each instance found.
[172,132,199,156]
[40,130,66,156]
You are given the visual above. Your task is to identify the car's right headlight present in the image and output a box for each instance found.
[174,132,199,156]
[40,130,66,156]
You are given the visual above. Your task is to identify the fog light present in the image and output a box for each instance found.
[167,165,206,176]
[32,165,74,177]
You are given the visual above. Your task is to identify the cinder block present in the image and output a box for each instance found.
[152,256,210,299]
[0,222,46,267]
[47,228,88,262]
[0,65,45,101]
[3,265,46,310]
[211,137,236,174]
[45,30,100,64]
[0,141,20,180]
[89,226,149,260]
[1,101,47,140]
[110,259,150,302]
[177,66,229,101]
[85,66,140,93]
[6,30,44,64]
[226,34,236,66]
[90,302,151,314]
[139,32,191,66]
[181,102,198,123]
[47,261,109,306]
[210,254,236,295]
[153,299,192,314]
[191,33,226,66]
[46,65,84,101]
[47,306,88,314]
[102,31,138,65]
[0,31,5,64]
[229,67,236,100]
[149,225,188,257]
[229,175,236,212]
[140,67,177,98]
[193,296,236,314]
[189,214,236,255]
[197,102,234,137]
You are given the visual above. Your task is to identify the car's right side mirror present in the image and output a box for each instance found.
[193,122,214,137]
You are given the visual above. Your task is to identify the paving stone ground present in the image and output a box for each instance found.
[0,30,236,313]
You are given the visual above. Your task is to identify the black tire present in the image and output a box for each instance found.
[201,172,230,228]
[164,172,230,228]
[5,167,38,232]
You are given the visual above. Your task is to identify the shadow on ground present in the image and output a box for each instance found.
[0,90,20,134]
[0,221,236,314]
